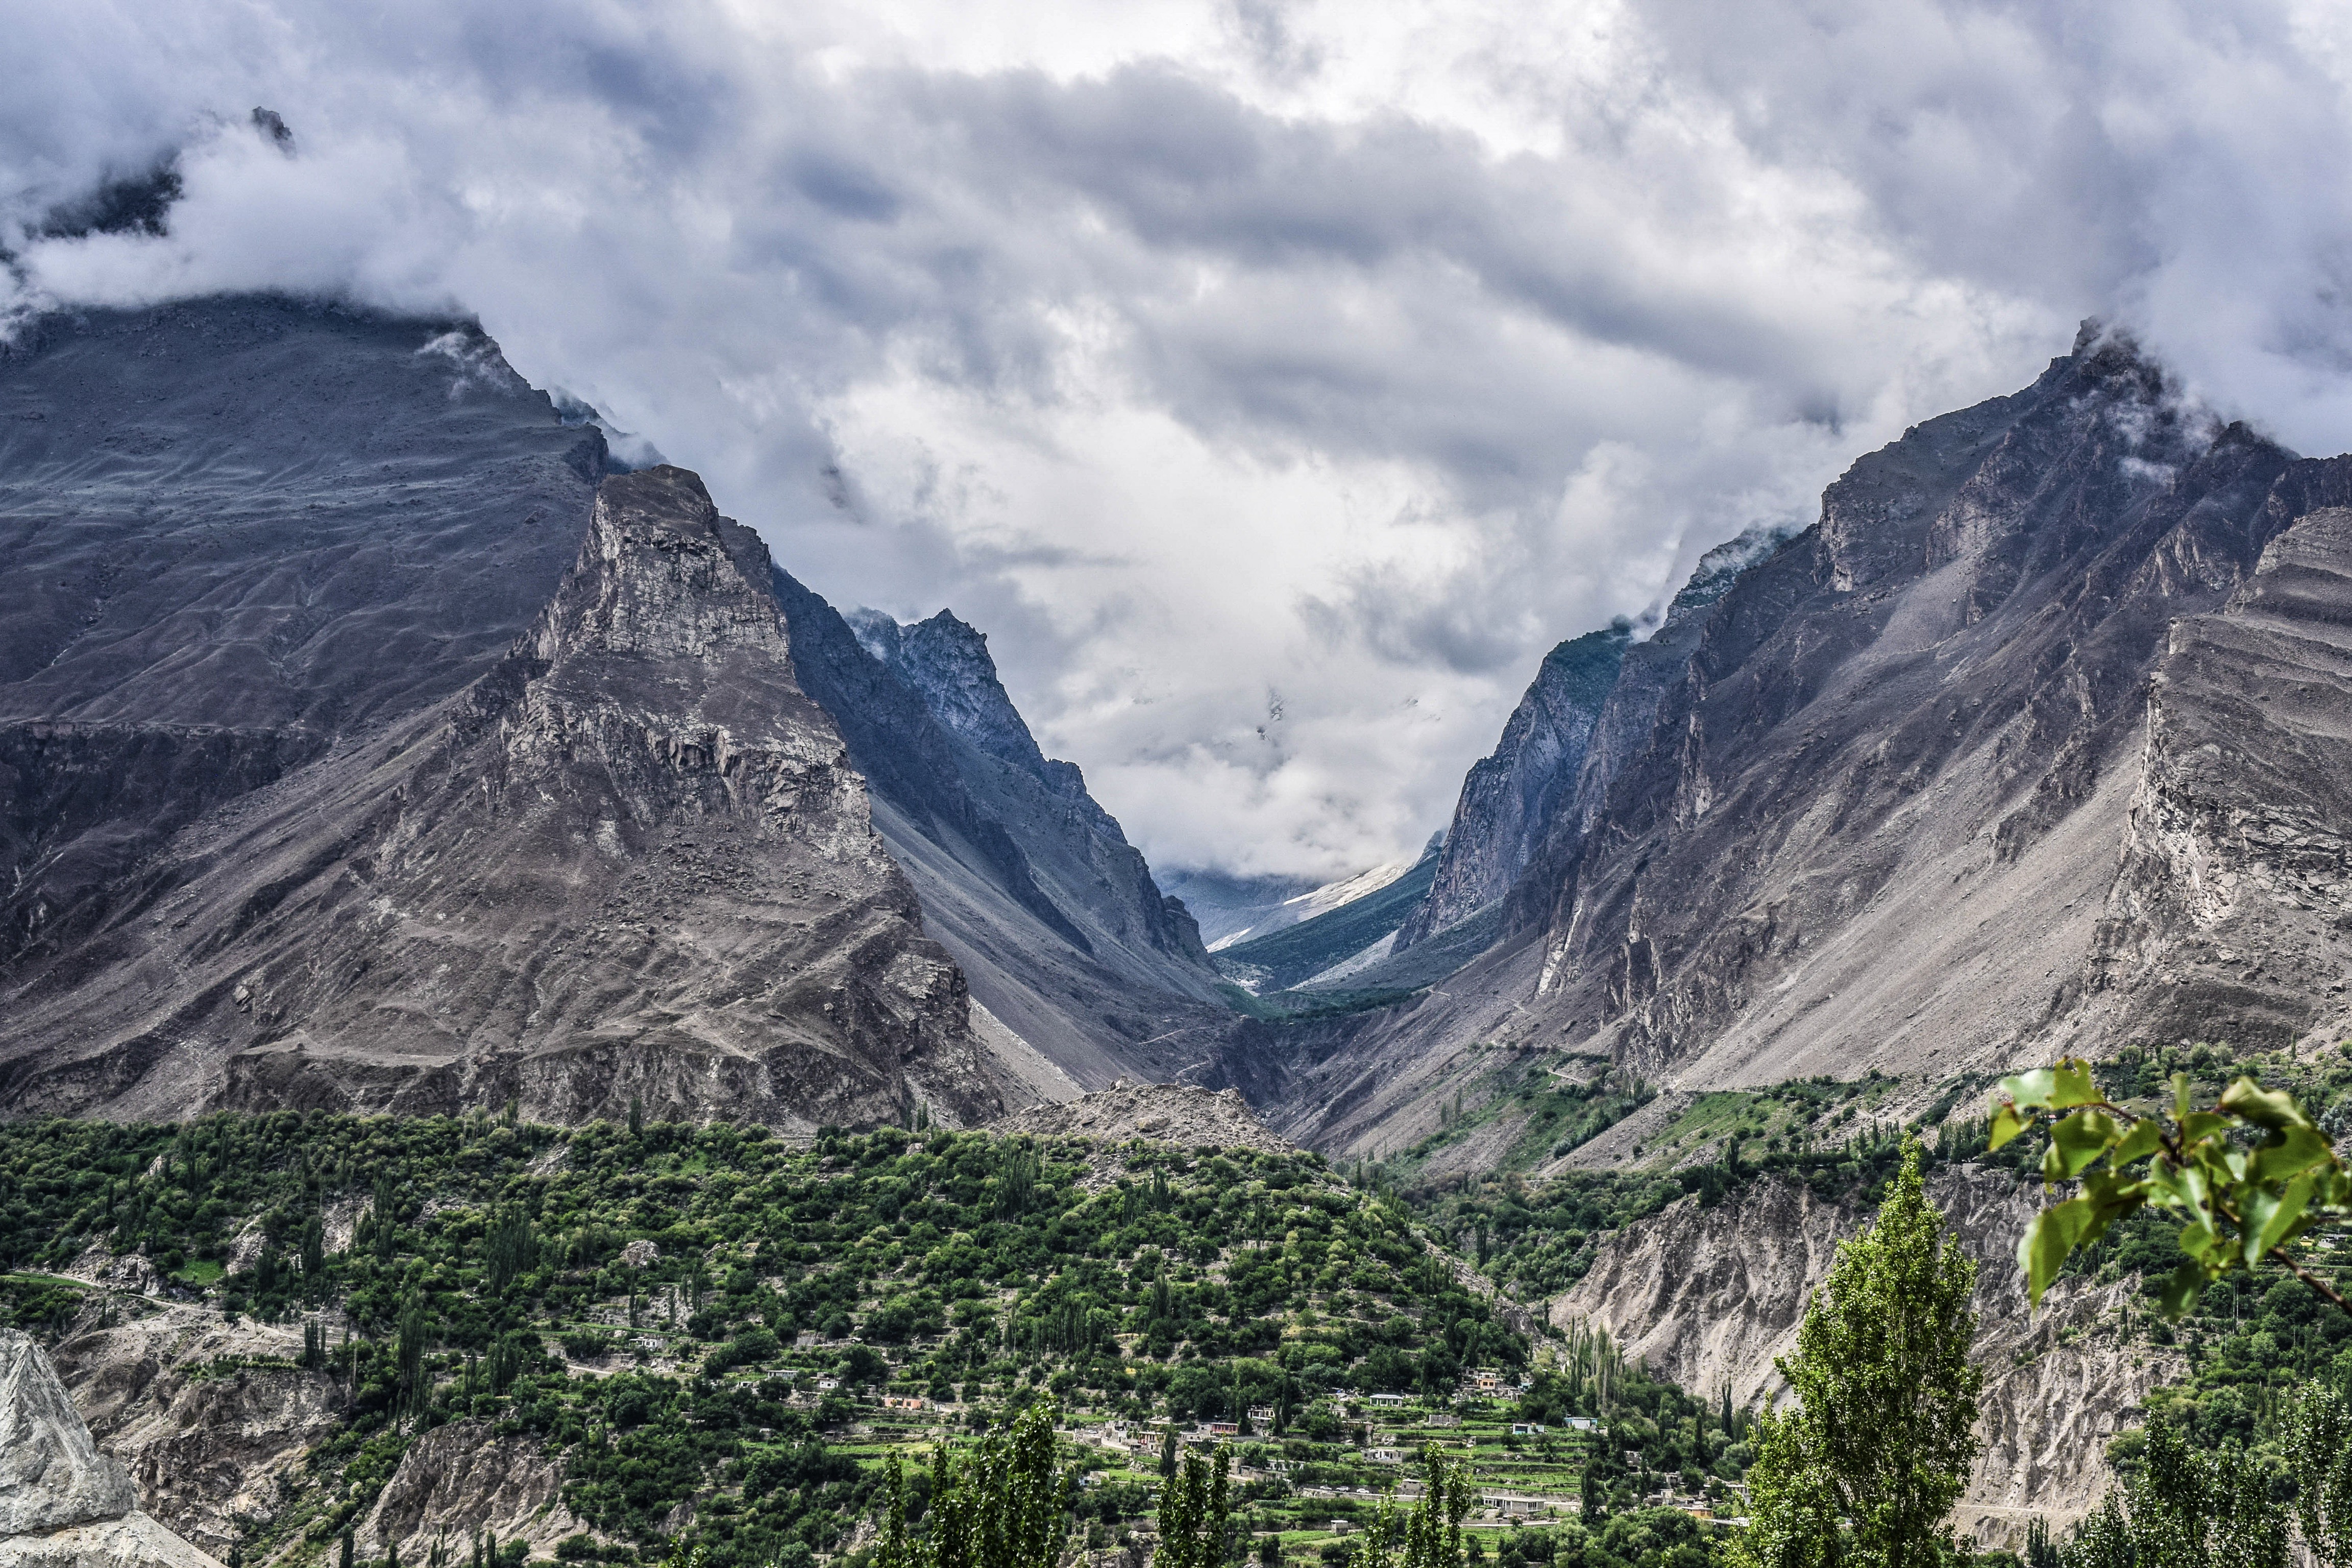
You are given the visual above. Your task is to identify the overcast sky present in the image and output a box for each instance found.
[8,0,2352,880]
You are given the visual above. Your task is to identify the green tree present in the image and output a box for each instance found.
[1399,1446,1474,1568]
[2061,1422,2285,1568]
[393,1297,430,1422]
[892,1404,1069,1568]
[2286,1384,2352,1566]
[875,1453,915,1568]
[484,1203,537,1297]
[1157,1443,1231,1568]
[1732,1143,1982,1568]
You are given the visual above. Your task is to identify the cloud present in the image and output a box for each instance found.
[3,0,2349,876]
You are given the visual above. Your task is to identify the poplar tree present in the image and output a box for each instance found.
[874,1404,1069,1568]
[2062,1422,2285,1568]
[1733,1143,1982,1568]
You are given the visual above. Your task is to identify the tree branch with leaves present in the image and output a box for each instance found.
[1991,1059,2351,1315]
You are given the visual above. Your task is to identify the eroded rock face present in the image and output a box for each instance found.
[0,1513,224,1568]
[0,1327,224,1568]
[52,1310,340,1561]
[779,576,1232,1093]
[0,1329,137,1536]
[1393,624,1630,953]
[0,467,996,1130]
[1552,1167,2176,1548]
[1257,327,2352,1157]
[358,1420,581,1562]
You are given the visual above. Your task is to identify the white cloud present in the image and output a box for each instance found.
[4,0,2346,877]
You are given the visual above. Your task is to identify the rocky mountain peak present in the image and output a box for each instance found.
[531,466,791,671]
[1393,619,1635,951]
[851,608,1052,777]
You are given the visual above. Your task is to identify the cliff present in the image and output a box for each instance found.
[0,468,995,1129]
[1394,623,1630,952]
[778,583,1232,1090]
[1553,1166,2176,1549]
[1252,327,2352,1154]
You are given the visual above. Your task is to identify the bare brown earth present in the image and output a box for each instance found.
[988,1081,1291,1155]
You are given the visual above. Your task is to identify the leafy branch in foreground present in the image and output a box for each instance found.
[1991,1059,2350,1315]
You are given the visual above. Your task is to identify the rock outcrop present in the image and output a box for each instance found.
[0,1328,223,1568]
[0,467,996,1129]
[989,1082,1292,1154]
[357,1420,582,1563]
[1552,1167,2175,1549]
[1394,623,1630,951]
[775,580,1233,1091]
[52,1309,340,1560]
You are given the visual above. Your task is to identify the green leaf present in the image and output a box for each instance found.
[2001,1069,2060,1112]
[2221,1077,2315,1132]
[1988,1102,2028,1153]
[2247,1173,2318,1267]
[2019,1197,2095,1307]
[2250,1124,2337,1185]
[2158,1259,2206,1318]
[2179,1111,2232,1145]
[2048,1110,2121,1180]
[2078,1168,2151,1215]
[2050,1059,2101,1110]
[2109,1119,2164,1167]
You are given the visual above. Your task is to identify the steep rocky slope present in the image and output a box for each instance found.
[48,1309,336,1561]
[1251,327,2352,1153]
[0,467,994,1128]
[1553,1167,2175,1549]
[0,297,598,977]
[774,581,1234,1089]
[0,1327,223,1568]
[1393,624,1630,951]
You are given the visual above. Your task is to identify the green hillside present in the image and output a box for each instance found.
[0,1113,1749,1568]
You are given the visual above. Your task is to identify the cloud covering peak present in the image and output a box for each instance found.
[6,0,2350,876]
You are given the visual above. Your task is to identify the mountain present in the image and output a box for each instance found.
[1392,622,1632,952]
[1212,839,1442,994]
[1244,325,2352,1154]
[769,589,1233,1090]
[0,297,600,976]
[0,461,994,1128]
[1151,867,1326,949]
[0,295,1221,1127]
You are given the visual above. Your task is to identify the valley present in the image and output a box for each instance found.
[6,295,2352,1567]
